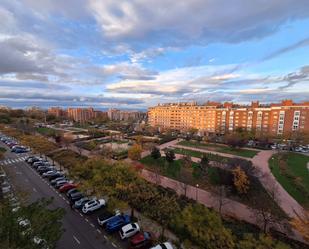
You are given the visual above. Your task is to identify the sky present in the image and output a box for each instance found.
[0,0,309,110]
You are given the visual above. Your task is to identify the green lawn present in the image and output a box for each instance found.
[173,147,230,163]
[178,141,258,158]
[37,127,57,137]
[269,152,309,208]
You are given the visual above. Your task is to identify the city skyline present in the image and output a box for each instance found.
[0,1,309,109]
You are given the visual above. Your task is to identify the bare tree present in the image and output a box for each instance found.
[213,185,230,216]
[250,177,287,234]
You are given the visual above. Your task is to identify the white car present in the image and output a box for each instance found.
[150,242,174,249]
[119,222,140,239]
[82,199,106,214]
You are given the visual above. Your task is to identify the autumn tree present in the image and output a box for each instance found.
[128,144,143,160]
[232,166,250,194]
[151,193,180,239]
[173,203,235,249]
[290,210,309,242]
[151,146,161,159]
[237,234,290,249]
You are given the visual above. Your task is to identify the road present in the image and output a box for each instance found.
[0,142,126,249]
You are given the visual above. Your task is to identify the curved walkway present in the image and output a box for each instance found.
[252,150,305,219]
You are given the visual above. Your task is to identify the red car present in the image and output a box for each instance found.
[129,232,152,249]
[59,183,77,193]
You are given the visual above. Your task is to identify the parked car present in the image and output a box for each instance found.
[46,172,63,180]
[42,170,58,178]
[105,215,131,233]
[150,242,174,249]
[82,199,106,214]
[74,197,91,209]
[59,183,77,193]
[38,167,55,175]
[66,188,79,197]
[97,209,121,226]
[129,232,152,249]
[50,177,66,185]
[55,180,68,189]
[119,223,140,239]
[69,192,84,203]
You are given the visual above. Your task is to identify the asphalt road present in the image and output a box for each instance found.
[0,142,128,249]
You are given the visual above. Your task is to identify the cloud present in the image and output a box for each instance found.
[261,37,309,61]
[89,0,309,46]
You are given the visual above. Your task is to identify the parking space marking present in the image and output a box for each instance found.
[33,187,37,192]
[112,242,117,248]
[79,213,83,217]
[85,218,89,222]
[73,235,80,244]
[104,235,108,240]
[90,223,95,228]
[96,229,101,234]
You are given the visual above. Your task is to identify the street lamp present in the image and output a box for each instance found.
[195,184,199,201]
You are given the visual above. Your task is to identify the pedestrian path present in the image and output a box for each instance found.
[0,156,28,165]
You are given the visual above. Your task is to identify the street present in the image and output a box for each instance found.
[0,143,126,249]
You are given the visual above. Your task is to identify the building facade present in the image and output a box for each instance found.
[107,109,144,121]
[148,100,309,136]
[67,108,95,122]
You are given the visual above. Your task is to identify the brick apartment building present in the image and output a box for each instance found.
[148,100,309,136]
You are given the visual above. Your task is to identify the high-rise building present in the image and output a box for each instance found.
[67,108,95,122]
[148,100,309,136]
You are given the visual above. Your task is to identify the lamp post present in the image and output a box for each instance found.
[195,184,199,201]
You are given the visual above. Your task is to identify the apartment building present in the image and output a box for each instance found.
[148,100,309,136]
[47,107,67,118]
[67,108,95,122]
[107,109,144,121]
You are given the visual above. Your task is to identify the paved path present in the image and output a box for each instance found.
[252,150,305,219]
[141,139,180,158]
[173,144,252,161]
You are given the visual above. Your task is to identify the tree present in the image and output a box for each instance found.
[0,198,65,249]
[250,180,285,233]
[151,146,161,159]
[165,149,175,163]
[61,134,74,150]
[232,166,250,194]
[173,203,235,249]
[290,210,309,242]
[199,155,210,174]
[128,144,142,160]
[213,185,230,216]
[151,193,180,239]
[238,234,290,249]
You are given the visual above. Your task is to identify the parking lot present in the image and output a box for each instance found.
[0,141,128,249]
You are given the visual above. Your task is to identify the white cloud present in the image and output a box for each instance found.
[88,0,309,45]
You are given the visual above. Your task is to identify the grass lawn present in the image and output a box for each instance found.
[37,127,57,137]
[173,147,230,163]
[269,152,309,208]
[178,140,258,158]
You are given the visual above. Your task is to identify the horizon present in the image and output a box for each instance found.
[0,1,309,109]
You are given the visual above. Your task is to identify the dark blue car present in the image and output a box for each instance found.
[105,215,131,233]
